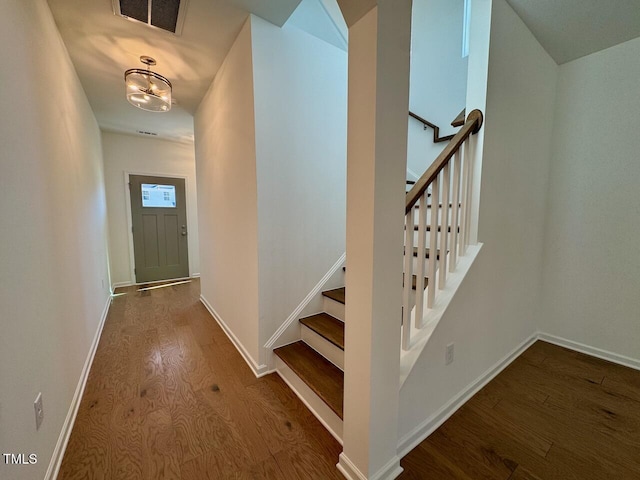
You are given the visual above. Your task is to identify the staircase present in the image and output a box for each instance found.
[273,243,437,442]
[272,109,484,444]
[274,287,346,440]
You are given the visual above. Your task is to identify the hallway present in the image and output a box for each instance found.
[58,280,343,479]
[55,280,640,479]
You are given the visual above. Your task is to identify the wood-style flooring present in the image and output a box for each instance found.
[58,280,343,479]
[60,279,640,479]
[399,340,640,480]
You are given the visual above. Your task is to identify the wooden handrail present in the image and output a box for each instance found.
[409,111,455,143]
[405,109,483,214]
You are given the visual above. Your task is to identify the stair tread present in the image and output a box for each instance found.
[405,246,443,259]
[274,341,344,419]
[413,202,459,209]
[405,225,460,232]
[300,313,344,350]
[322,287,345,305]
[339,271,428,290]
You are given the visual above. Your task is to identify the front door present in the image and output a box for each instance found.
[129,175,189,283]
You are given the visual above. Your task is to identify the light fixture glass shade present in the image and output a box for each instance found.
[124,68,172,112]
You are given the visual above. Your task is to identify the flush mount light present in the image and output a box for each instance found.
[125,56,172,112]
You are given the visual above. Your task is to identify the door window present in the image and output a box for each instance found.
[141,183,177,208]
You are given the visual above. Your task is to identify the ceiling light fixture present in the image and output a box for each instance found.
[125,56,172,112]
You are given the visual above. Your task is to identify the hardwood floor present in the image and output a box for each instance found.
[398,340,640,480]
[58,280,343,479]
[60,281,640,479]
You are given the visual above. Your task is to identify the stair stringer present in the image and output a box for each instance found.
[400,244,482,387]
[264,253,345,370]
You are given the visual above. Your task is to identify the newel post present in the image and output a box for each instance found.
[338,0,412,478]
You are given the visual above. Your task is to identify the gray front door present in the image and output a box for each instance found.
[129,175,189,283]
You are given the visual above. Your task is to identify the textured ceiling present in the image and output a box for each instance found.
[505,0,640,64]
[48,0,301,142]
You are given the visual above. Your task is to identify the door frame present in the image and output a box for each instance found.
[124,171,194,285]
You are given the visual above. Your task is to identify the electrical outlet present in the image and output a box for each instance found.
[445,343,455,365]
[34,393,43,430]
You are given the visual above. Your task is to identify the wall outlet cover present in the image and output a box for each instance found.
[446,343,455,365]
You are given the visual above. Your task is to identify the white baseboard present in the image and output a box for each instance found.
[397,332,538,457]
[397,331,640,459]
[45,294,112,480]
[111,280,131,290]
[199,295,270,378]
[337,453,365,480]
[537,332,640,371]
[112,275,199,292]
[337,453,403,480]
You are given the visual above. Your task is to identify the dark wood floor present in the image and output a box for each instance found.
[58,280,343,479]
[399,340,640,480]
[60,280,640,479]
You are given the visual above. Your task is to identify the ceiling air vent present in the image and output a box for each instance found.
[112,0,189,36]
[137,130,158,136]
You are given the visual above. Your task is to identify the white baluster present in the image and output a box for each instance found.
[459,139,470,257]
[414,192,428,329]
[427,174,439,309]
[402,208,415,350]
[464,135,475,247]
[439,162,450,289]
[450,151,461,271]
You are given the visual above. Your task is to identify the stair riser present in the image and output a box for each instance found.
[408,233,430,247]
[275,358,343,443]
[301,326,344,370]
[408,231,457,247]
[323,296,345,322]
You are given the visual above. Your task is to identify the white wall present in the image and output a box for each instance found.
[406,119,445,180]
[398,0,558,441]
[0,1,111,478]
[251,16,347,364]
[540,36,640,361]
[465,0,491,245]
[194,19,262,368]
[286,0,348,50]
[195,15,347,370]
[102,131,200,287]
[407,0,469,178]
